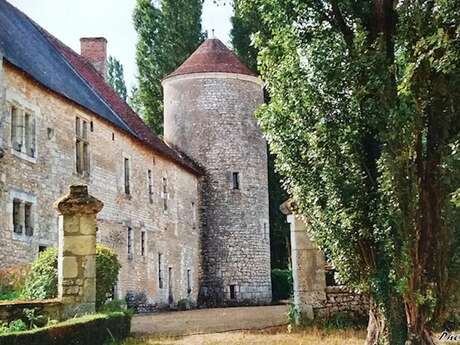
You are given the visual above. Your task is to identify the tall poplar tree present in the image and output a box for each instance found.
[133,0,205,134]
[238,1,460,344]
[107,56,128,101]
[231,3,291,269]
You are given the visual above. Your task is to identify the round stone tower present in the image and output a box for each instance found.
[162,39,272,306]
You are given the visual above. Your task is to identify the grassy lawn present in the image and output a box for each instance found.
[121,326,367,345]
[120,326,460,345]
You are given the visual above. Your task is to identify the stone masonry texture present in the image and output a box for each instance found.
[163,73,272,306]
[0,62,201,309]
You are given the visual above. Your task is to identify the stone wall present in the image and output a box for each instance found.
[0,299,62,324]
[0,62,201,308]
[314,286,369,319]
[163,73,272,306]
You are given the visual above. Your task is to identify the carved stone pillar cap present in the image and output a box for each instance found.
[54,185,104,215]
[280,199,297,215]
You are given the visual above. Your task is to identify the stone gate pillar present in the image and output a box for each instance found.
[281,200,326,323]
[54,185,103,318]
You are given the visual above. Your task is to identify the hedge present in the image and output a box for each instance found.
[0,312,131,345]
[271,269,293,301]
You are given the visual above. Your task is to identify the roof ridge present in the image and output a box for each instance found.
[0,0,202,175]
[28,22,138,138]
[166,38,256,79]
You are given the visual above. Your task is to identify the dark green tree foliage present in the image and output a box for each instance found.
[239,1,460,344]
[107,56,128,101]
[231,2,290,269]
[133,0,205,134]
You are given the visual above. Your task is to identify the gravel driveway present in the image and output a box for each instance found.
[131,304,289,336]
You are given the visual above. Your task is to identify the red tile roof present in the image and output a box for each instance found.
[38,29,203,176]
[166,39,256,79]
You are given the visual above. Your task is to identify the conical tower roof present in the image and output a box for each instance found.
[165,38,256,79]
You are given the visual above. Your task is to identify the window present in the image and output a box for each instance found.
[13,199,22,234]
[141,231,146,257]
[162,177,168,211]
[187,269,192,295]
[232,172,240,190]
[11,105,36,158]
[148,170,153,203]
[127,227,133,259]
[75,117,90,175]
[12,198,33,237]
[158,253,163,288]
[124,158,130,195]
[230,285,236,300]
[192,201,196,229]
[263,223,268,240]
[24,202,33,236]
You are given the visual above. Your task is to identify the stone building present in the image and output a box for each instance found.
[0,0,271,308]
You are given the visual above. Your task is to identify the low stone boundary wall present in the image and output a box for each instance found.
[314,286,369,319]
[0,299,62,324]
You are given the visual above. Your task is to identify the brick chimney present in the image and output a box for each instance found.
[80,37,107,77]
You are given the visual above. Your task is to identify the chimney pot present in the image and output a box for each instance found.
[80,37,107,77]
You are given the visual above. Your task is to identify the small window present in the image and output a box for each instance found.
[141,231,146,257]
[13,199,22,234]
[127,227,133,259]
[187,269,192,295]
[11,105,36,158]
[112,133,115,141]
[158,253,163,288]
[162,177,168,211]
[148,170,153,203]
[232,172,240,190]
[12,198,34,237]
[124,158,130,195]
[192,201,196,228]
[11,105,23,152]
[230,285,236,300]
[24,113,36,157]
[263,223,268,240]
[38,245,47,253]
[76,117,90,175]
[24,202,33,236]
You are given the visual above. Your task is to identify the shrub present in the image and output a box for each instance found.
[22,245,121,308]
[7,320,27,333]
[0,265,30,301]
[96,245,122,309]
[177,298,191,311]
[0,312,131,345]
[271,269,293,301]
[99,299,128,314]
[22,248,58,300]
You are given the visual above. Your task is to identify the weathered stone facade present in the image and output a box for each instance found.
[163,73,272,306]
[0,61,201,308]
[282,200,369,322]
[1,31,273,308]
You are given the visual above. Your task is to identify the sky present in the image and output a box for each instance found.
[8,0,234,89]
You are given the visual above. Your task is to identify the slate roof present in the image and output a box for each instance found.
[0,0,202,176]
[166,39,256,79]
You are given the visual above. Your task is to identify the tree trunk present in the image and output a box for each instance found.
[404,300,436,345]
[365,297,407,345]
